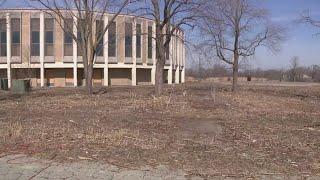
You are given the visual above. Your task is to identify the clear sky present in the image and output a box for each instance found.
[2,0,320,70]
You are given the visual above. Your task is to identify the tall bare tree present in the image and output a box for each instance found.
[289,56,299,82]
[301,10,320,33]
[33,0,132,94]
[140,0,197,95]
[196,0,285,92]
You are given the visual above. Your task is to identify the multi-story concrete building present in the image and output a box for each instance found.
[0,8,186,88]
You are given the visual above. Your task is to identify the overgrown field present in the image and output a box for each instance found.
[0,81,319,178]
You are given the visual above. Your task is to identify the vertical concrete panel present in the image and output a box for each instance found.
[142,20,147,64]
[6,13,11,88]
[55,16,63,62]
[117,16,125,63]
[21,12,30,64]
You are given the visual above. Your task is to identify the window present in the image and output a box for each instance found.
[31,18,40,56]
[148,26,152,59]
[11,18,20,56]
[165,43,169,60]
[108,22,116,57]
[77,31,82,56]
[77,19,84,56]
[0,19,6,57]
[125,22,132,57]
[96,20,104,57]
[45,18,54,56]
[136,24,141,58]
[64,18,73,56]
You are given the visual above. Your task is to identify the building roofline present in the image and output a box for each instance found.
[0,7,184,33]
[0,8,153,21]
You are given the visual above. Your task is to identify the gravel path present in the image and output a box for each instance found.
[0,154,199,180]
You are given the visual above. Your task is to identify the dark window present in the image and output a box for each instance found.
[0,19,6,57]
[11,18,20,56]
[165,44,169,60]
[31,32,40,56]
[77,31,82,55]
[77,19,84,56]
[31,18,40,56]
[96,20,104,57]
[64,18,73,56]
[45,18,54,56]
[32,31,40,43]
[108,22,116,57]
[12,32,20,43]
[136,24,141,58]
[31,44,40,56]
[77,19,86,56]
[46,31,53,43]
[0,44,6,56]
[0,32,6,43]
[125,22,132,57]
[148,26,152,59]
[65,32,73,43]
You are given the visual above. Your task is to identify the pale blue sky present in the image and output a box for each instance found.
[2,0,320,69]
[254,0,320,69]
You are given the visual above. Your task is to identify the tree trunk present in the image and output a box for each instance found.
[86,63,93,94]
[82,53,94,95]
[232,54,239,92]
[154,24,167,96]
[155,59,164,96]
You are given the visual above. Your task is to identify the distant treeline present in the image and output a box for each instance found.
[186,64,320,82]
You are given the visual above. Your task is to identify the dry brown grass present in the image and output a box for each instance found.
[0,81,319,177]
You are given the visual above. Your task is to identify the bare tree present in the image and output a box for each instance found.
[32,0,132,94]
[301,10,320,33]
[289,56,299,82]
[140,0,198,95]
[196,0,285,92]
[310,65,320,81]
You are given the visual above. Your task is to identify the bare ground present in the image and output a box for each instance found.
[0,81,319,178]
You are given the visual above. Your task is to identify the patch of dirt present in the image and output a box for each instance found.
[177,118,223,139]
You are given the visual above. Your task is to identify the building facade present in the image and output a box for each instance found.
[0,9,186,88]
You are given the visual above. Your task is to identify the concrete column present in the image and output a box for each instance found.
[117,16,125,64]
[103,15,109,86]
[181,34,185,83]
[132,19,137,86]
[175,31,180,84]
[173,30,177,67]
[6,13,11,88]
[40,12,45,87]
[151,22,156,85]
[73,16,78,87]
[168,27,173,84]
[181,68,185,83]
[142,20,147,65]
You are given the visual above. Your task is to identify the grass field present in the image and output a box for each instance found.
[0,81,319,178]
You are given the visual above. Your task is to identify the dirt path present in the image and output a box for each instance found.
[1,154,319,180]
[0,154,194,180]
